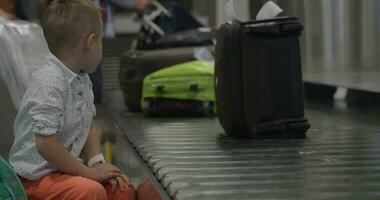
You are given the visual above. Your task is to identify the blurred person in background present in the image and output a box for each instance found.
[0,0,48,21]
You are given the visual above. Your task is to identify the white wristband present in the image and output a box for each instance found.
[87,153,106,167]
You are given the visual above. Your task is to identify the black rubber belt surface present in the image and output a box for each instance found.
[114,103,380,200]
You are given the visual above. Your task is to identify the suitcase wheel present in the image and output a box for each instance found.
[287,122,310,133]
[142,100,151,117]
[202,101,214,116]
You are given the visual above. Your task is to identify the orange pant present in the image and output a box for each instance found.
[21,172,136,200]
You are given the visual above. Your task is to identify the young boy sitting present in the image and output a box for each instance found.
[8,0,136,199]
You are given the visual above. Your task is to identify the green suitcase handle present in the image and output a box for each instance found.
[189,84,199,92]
[155,84,199,93]
[156,85,165,93]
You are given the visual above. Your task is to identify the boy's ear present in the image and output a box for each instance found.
[84,33,96,51]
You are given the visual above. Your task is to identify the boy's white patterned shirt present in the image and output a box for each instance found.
[9,52,96,180]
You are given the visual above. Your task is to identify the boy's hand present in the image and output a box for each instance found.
[84,163,121,183]
[108,173,131,194]
[93,163,131,193]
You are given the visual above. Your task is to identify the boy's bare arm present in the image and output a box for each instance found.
[36,134,88,176]
[82,121,102,163]
[36,133,120,182]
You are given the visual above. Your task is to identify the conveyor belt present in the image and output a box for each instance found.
[114,103,380,200]
[303,65,380,94]
[102,34,134,90]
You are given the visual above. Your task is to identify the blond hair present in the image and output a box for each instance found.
[42,0,102,54]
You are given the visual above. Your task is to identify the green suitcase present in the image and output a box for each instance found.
[142,60,215,117]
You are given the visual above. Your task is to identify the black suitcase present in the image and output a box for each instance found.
[119,46,214,111]
[215,17,310,138]
[138,28,216,50]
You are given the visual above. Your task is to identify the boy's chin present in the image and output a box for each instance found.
[83,67,98,74]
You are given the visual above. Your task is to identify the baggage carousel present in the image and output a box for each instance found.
[110,91,380,200]
[102,34,380,199]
